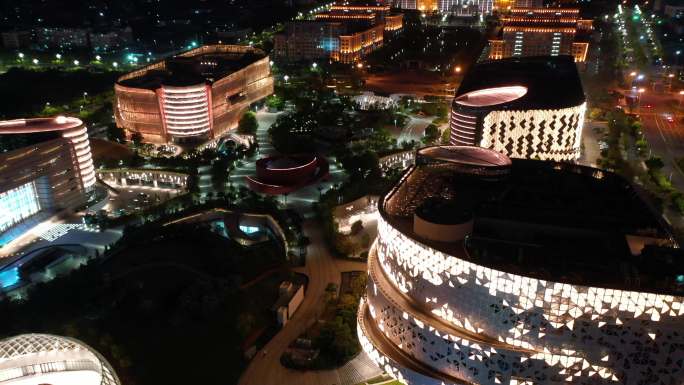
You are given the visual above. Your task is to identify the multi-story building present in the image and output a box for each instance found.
[337,23,386,63]
[489,7,592,62]
[33,27,90,50]
[273,21,344,61]
[449,56,586,161]
[1,30,31,49]
[275,2,402,63]
[359,144,684,385]
[0,116,95,246]
[439,0,494,16]
[114,45,274,144]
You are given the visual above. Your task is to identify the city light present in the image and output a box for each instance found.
[630,71,637,76]
[55,53,61,59]
[312,62,318,69]
[95,55,101,61]
[112,62,118,68]
[455,66,462,73]
[73,60,80,65]
[32,59,39,65]
[17,52,24,59]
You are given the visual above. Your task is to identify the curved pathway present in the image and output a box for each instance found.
[239,220,372,385]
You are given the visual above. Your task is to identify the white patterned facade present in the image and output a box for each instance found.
[0,334,120,385]
[358,188,684,385]
[450,103,586,162]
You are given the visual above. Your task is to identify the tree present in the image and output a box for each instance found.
[422,124,440,144]
[645,156,665,171]
[130,131,143,147]
[238,111,258,134]
[107,123,126,143]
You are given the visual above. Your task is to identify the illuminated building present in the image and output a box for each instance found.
[488,7,592,62]
[438,0,494,16]
[276,1,402,63]
[246,155,329,194]
[0,117,95,246]
[275,21,386,63]
[0,334,120,385]
[359,145,684,385]
[449,56,586,161]
[114,45,274,144]
[274,22,344,61]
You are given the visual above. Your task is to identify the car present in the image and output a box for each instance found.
[644,104,653,108]
[667,115,674,123]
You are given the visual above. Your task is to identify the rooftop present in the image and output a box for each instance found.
[117,45,267,90]
[382,147,681,294]
[454,56,585,110]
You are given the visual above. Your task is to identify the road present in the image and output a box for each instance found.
[634,92,684,192]
[238,220,368,385]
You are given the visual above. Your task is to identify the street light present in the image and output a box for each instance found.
[112,61,118,68]
[95,55,101,61]
[630,71,637,76]
[312,62,318,69]
[73,60,80,66]
[455,66,462,73]
[32,58,39,65]
[283,75,289,83]
[55,53,62,60]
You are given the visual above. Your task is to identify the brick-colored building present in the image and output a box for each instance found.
[488,7,592,62]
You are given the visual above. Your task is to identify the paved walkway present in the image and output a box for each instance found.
[239,220,372,385]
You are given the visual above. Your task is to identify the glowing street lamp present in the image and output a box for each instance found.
[55,53,62,60]
[32,59,39,65]
[283,75,290,83]
[630,71,637,76]
[312,62,318,69]
[455,66,462,73]
[95,55,101,61]
[112,61,118,68]
[73,60,80,66]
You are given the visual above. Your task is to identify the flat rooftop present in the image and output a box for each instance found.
[383,150,682,294]
[118,46,267,90]
[455,56,585,110]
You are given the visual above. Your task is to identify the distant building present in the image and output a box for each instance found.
[438,0,494,15]
[89,27,134,52]
[275,21,385,63]
[1,30,31,49]
[450,56,586,161]
[514,0,542,7]
[275,1,402,63]
[0,117,95,246]
[274,21,344,61]
[114,45,274,144]
[488,7,592,62]
[33,27,89,50]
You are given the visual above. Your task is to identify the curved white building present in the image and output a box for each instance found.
[0,334,120,385]
[450,56,586,162]
[0,117,95,246]
[359,146,684,385]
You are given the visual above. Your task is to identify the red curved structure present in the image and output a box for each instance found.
[246,154,329,194]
